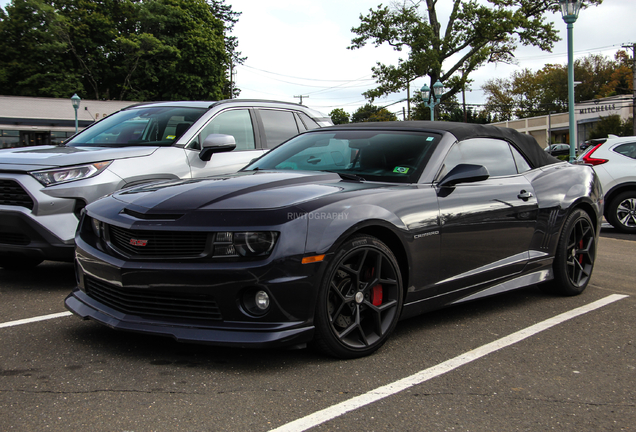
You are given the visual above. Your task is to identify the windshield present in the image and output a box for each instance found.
[245,130,440,183]
[65,106,207,147]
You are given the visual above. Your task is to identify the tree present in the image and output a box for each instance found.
[351,103,398,123]
[482,51,633,119]
[588,115,633,139]
[208,0,246,98]
[0,0,241,101]
[349,0,602,113]
[329,108,350,124]
[481,77,515,121]
[599,50,634,97]
[0,0,83,97]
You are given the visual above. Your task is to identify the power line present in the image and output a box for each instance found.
[240,64,374,83]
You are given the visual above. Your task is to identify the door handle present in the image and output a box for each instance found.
[518,190,534,201]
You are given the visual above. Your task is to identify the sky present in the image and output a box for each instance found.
[0,0,633,118]
[226,0,634,117]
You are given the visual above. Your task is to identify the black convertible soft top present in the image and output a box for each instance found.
[320,121,561,169]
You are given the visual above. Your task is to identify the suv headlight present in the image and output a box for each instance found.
[31,161,112,186]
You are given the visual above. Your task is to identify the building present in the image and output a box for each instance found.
[0,96,135,148]
[491,95,633,150]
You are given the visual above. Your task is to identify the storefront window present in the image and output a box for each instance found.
[51,131,72,145]
[1,130,20,148]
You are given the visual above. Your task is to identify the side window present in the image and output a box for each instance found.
[259,109,300,148]
[511,146,532,173]
[439,138,519,179]
[197,109,255,151]
[613,143,636,159]
[297,112,320,130]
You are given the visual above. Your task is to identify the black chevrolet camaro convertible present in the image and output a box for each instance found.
[65,122,602,358]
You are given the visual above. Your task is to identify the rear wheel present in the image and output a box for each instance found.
[542,209,596,296]
[312,235,403,359]
[606,191,636,233]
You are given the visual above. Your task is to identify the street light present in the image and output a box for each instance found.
[420,80,444,121]
[559,0,582,162]
[71,93,81,134]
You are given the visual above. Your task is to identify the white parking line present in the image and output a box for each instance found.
[271,294,629,432]
[0,311,72,329]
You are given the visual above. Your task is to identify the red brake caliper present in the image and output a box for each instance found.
[371,284,383,306]
[578,239,584,264]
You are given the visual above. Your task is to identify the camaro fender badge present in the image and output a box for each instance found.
[414,231,439,239]
[130,238,149,246]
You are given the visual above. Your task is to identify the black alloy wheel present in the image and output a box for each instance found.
[607,191,636,233]
[312,235,403,359]
[542,209,596,296]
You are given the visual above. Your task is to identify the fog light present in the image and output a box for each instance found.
[242,288,271,317]
[255,290,270,310]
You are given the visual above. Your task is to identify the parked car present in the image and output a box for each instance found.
[66,121,602,359]
[544,143,571,157]
[0,100,332,268]
[577,135,636,233]
[580,138,608,152]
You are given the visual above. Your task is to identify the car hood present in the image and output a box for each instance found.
[0,145,158,171]
[111,171,391,213]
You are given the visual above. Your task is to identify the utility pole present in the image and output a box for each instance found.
[229,62,234,99]
[622,43,636,135]
[294,95,309,105]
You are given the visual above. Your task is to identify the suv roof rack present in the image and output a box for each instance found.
[210,99,305,108]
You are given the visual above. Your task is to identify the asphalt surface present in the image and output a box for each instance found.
[1,227,634,432]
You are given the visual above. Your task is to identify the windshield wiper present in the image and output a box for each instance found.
[326,171,365,182]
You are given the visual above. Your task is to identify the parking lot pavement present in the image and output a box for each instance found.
[0,229,634,431]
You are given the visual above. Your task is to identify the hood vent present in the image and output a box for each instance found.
[122,208,183,220]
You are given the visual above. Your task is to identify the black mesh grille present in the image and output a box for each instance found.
[84,276,222,321]
[0,180,34,209]
[0,231,30,245]
[108,225,209,258]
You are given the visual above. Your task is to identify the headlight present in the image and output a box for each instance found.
[31,161,112,186]
[90,217,104,239]
[213,231,278,258]
[235,232,278,256]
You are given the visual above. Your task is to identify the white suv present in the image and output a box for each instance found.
[578,136,636,233]
[0,100,331,268]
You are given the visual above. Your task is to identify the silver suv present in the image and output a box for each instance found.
[0,100,332,268]
[578,136,636,233]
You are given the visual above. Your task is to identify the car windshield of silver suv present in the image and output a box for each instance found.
[66,106,207,147]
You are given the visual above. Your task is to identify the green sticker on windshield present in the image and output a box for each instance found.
[393,166,409,174]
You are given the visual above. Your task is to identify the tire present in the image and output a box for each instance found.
[0,256,43,270]
[606,191,636,233]
[312,234,403,359]
[542,209,596,296]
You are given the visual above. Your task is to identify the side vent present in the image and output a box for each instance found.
[540,209,559,249]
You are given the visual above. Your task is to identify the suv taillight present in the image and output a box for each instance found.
[582,143,608,166]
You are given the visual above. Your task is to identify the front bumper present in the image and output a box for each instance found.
[0,208,76,261]
[65,290,315,348]
[65,239,326,349]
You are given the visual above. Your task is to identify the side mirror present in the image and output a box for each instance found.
[438,163,489,188]
[199,134,237,161]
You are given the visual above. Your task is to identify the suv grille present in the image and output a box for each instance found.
[0,231,30,245]
[108,225,209,258]
[84,276,222,321]
[0,180,34,209]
